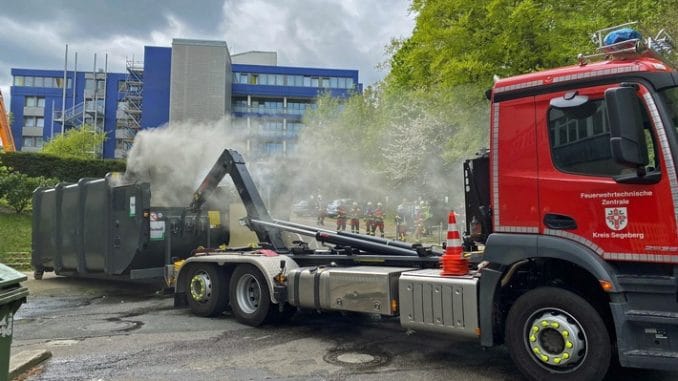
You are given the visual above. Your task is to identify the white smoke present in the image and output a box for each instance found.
[124,117,248,206]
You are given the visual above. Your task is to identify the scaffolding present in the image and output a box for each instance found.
[115,59,143,158]
[52,53,108,158]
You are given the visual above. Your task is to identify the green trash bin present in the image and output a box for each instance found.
[0,264,29,380]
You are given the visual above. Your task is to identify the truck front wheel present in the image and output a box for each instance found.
[505,287,611,381]
[230,264,274,326]
[186,263,228,317]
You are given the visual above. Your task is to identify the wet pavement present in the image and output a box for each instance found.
[11,273,678,381]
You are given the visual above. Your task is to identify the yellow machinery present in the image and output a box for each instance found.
[0,89,15,152]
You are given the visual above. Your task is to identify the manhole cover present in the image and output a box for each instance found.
[82,320,140,332]
[324,348,390,369]
[336,353,375,364]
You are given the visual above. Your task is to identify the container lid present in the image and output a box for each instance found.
[0,263,28,288]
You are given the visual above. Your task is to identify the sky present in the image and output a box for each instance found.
[0,0,416,108]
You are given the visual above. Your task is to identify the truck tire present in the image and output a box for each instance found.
[505,287,611,381]
[185,263,228,317]
[230,264,274,326]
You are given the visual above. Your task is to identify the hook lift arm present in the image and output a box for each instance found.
[188,149,288,251]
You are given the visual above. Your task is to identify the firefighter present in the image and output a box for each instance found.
[396,199,408,241]
[373,202,385,238]
[420,200,432,235]
[414,208,425,241]
[336,201,347,231]
[315,194,325,225]
[349,201,361,234]
[364,201,374,235]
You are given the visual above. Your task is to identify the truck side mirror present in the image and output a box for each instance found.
[605,87,649,167]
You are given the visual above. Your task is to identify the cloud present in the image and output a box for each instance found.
[219,0,413,83]
[0,0,414,107]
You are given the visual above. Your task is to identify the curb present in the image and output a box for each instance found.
[9,349,51,380]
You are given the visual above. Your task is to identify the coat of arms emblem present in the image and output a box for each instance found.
[605,207,627,231]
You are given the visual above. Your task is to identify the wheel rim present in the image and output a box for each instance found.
[523,307,587,372]
[189,271,212,303]
[236,274,262,314]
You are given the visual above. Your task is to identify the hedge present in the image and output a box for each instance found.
[0,152,126,182]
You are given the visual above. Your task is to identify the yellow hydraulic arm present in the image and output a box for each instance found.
[0,90,15,152]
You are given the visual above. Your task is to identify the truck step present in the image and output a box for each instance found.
[623,349,678,359]
[620,348,678,371]
[616,274,676,294]
[625,309,678,324]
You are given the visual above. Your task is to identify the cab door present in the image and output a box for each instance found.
[535,83,676,261]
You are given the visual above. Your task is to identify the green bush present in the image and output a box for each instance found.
[0,169,58,213]
[0,151,125,182]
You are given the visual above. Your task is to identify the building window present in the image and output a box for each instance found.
[25,96,45,108]
[232,97,248,112]
[13,76,71,88]
[249,98,283,115]
[233,72,249,84]
[263,142,284,154]
[230,72,356,89]
[23,116,44,128]
[287,101,313,115]
[22,137,44,148]
[286,122,304,137]
[289,75,303,87]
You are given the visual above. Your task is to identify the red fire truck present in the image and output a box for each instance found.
[164,24,678,381]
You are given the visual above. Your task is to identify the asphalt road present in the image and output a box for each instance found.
[10,273,678,381]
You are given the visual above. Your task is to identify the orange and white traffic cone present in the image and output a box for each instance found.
[441,210,468,276]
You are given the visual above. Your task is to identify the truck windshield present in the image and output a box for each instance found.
[659,86,678,136]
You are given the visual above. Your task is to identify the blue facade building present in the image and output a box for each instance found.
[9,40,361,159]
[10,68,126,158]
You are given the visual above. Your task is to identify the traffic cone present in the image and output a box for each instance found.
[441,210,468,276]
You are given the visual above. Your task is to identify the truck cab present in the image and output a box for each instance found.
[466,25,678,379]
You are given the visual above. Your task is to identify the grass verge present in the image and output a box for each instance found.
[0,211,32,254]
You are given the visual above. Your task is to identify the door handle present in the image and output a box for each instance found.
[544,213,577,230]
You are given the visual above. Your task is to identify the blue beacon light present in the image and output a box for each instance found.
[603,28,642,46]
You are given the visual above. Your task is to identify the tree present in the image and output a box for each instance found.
[0,165,10,199]
[387,0,676,90]
[0,167,57,213]
[299,84,488,203]
[41,125,107,159]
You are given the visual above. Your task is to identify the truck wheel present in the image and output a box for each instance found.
[186,263,228,317]
[230,264,274,326]
[505,287,611,381]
